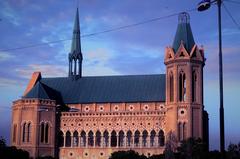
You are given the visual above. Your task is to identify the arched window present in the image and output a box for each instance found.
[134,130,140,147]
[22,123,26,142]
[80,131,86,147]
[103,130,109,147]
[95,131,101,147]
[27,123,31,142]
[142,130,148,147]
[192,70,197,102]
[178,122,186,141]
[88,131,94,147]
[73,131,79,147]
[13,124,17,143]
[169,72,174,102]
[45,123,49,143]
[58,131,64,147]
[179,71,186,102]
[118,131,124,147]
[183,122,187,141]
[158,130,165,146]
[111,130,117,147]
[40,123,44,143]
[126,130,132,147]
[150,130,156,147]
[65,131,71,147]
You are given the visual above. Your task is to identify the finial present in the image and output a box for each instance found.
[178,12,190,24]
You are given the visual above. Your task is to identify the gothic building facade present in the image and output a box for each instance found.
[11,10,208,159]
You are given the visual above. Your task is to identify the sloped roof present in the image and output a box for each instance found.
[24,82,50,99]
[24,74,166,104]
[172,13,195,53]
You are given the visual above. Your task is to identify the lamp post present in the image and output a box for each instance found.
[197,0,225,155]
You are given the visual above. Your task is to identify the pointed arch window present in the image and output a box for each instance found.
[66,131,71,147]
[179,71,186,102]
[192,70,197,102]
[45,123,49,143]
[169,72,174,102]
[40,123,44,143]
[158,130,165,146]
[27,123,31,142]
[178,122,187,141]
[13,124,17,143]
[40,122,50,144]
[22,123,26,142]
[58,131,64,147]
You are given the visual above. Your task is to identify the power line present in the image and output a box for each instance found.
[223,3,240,30]
[0,8,196,52]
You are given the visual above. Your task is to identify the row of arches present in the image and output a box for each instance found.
[58,130,165,148]
[168,70,198,102]
[69,58,82,76]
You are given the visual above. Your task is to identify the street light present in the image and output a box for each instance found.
[197,0,225,155]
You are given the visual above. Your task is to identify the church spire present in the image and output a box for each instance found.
[68,8,83,79]
[172,12,195,53]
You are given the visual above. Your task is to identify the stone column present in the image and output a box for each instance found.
[116,135,119,148]
[125,135,127,148]
[109,136,111,148]
[93,135,96,148]
[71,135,73,147]
[63,135,66,147]
[101,135,104,148]
[78,136,81,147]
[86,135,88,148]
[139,135,142,148]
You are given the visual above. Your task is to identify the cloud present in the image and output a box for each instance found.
[0,51,14,62]
[0,77,23,87]
[15,64,67,79]
[0,1,20,26]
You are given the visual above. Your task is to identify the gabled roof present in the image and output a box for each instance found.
[28,74,166,104]
[172,12,195,53]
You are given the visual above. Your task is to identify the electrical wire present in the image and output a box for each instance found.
[223,3,240,30]
[0,8,196,52]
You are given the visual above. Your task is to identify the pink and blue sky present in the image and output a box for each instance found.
[0,0,239,150]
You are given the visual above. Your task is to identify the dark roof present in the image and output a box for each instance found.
[24,74,166,104]
[24,82,50,99]
[172,13,195,53]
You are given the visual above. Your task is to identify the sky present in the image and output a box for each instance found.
[0,0,240,150]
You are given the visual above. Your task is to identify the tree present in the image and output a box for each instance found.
[177,138,207,159]
[227,142,240,159]
[109,150,147,159]
[0,136,6,147]
[164,131,178,159]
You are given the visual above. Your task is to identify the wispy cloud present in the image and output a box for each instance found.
[0,51,14,62]
[0,1,20,26]
[15,64,67,79]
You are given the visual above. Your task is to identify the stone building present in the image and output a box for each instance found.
[11,10,208,159]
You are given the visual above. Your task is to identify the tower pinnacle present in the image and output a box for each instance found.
[172,12,195,53]
[68,8,83,79]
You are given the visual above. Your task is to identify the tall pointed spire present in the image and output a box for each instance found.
[68,8,83,79]
[172,12,195,53]
[71,8,81,53]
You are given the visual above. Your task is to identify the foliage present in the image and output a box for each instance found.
[227,142,240,159]
[109,150,147,159]
[164,131,178,159]
[36,156,55,159]
[0,136,6,147]
[177,138,207,159]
